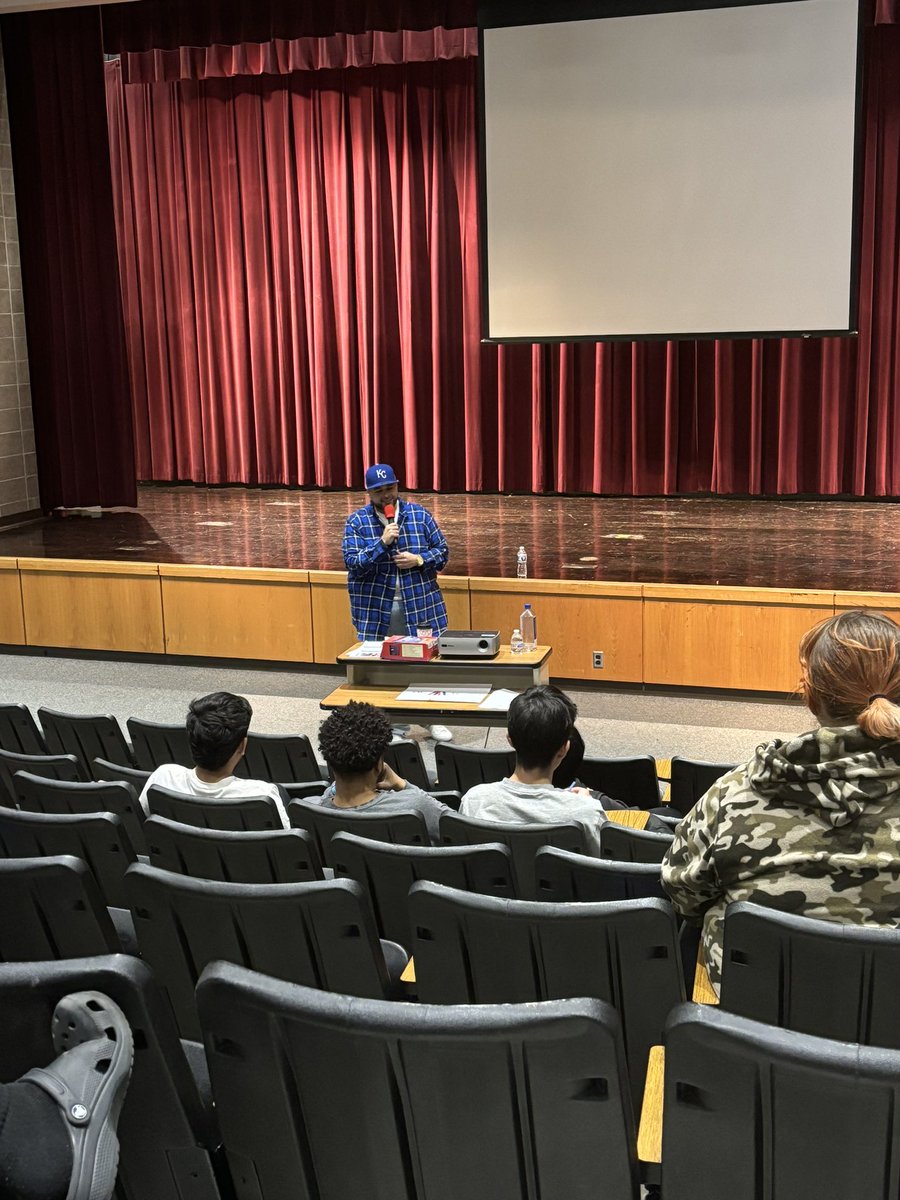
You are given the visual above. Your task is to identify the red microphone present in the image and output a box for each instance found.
[383,503,395,520]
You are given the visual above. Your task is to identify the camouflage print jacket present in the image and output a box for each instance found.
[661,725,900,991]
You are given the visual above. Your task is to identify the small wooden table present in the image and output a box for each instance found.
[321,643,553,727]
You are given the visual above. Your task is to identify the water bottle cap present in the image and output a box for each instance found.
[513,629,520,634]
[524,603,531,609]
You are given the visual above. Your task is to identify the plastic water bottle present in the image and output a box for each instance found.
[516,546,527,578]
[510,628,524,654]
[520,603,537,651]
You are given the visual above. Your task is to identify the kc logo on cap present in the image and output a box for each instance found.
[364,463,399,489]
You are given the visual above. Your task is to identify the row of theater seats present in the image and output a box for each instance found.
[0,700,736,810]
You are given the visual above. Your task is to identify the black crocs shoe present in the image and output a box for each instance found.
[23,991,133,1200]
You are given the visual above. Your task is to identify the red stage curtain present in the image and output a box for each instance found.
[107,24,900,496]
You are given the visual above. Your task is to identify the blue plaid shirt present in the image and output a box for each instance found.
[343,500,449,639]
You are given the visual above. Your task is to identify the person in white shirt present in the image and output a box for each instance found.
[460,684,610,855]
[138,692,289,827]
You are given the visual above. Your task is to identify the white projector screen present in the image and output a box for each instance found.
[479,0,862,340]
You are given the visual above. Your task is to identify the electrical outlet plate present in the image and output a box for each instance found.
[593,651,604,669]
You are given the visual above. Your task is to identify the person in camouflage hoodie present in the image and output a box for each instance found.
[662,609,900,993]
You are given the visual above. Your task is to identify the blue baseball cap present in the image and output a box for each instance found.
[364,463,399,490]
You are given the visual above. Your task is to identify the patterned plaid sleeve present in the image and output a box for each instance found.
[419,510,449,570]
[342,510,392,575]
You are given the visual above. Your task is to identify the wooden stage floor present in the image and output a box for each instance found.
[0,485,898,591]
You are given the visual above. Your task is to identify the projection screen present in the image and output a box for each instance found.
[479,0,862,340]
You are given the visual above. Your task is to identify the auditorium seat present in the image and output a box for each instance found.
[434,744,515,792]
[720,901,900,1047]
[94,756,152,789]
[0,747,83,803]
[0,954,221,1200]
[668,756,737,817]
[145,815,323,884]
[126,864,406,1040]
[282,780,329,802]
[147,784,282,831]
[236,731,325,783]
[330,831,515,945]
[288,797,430,867]
[38,706,135,776]
[534,845,667,902]
[127,717,193,770]
[0,856,119,960]
[408,883,683,1115]
[0,702,47,755]
[438,810,590,899]
[429,788,462,809]
[382,739,432,790]
[577,754,661,809]
[14,771,147,855]
[662,1004,900,1200]
[197,960,640,1200]
[599,822,674,864]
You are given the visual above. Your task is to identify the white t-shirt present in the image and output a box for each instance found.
[139,763,289,828]
[460,777,608,856]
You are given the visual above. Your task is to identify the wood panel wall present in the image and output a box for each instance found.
[0,557,24,644]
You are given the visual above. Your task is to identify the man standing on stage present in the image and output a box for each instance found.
[342,463,453,742]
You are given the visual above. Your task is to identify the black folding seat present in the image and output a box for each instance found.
[0,856,119,960]
[577,754,662,809]
[0,747,83,803]
[288,796,430,867]
[408,882,683,1115]
[197,960,640,1200]
[145,815,323,884]
[720,901,900,1047]
[126,863,407,1040]
[535,845,667,902]
[382,739,432,790]
[282,780,329,802]
[14,770,147,855]
[0,702,46,754]
[237,731,324,783]
[93,756,152,789]
[438,809,590,898]
[599,822,673,864]
[147,784,283,831]
[434,743,515,791]
[330,831,515,944]
[668,756,737,817]
[663,1003,900,1200]
[38,706,135,775]
[429,788,462,809]
[0,954,221,1200]
[126,717,193,770]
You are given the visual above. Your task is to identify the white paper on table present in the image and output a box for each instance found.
[395,685,492,704]
[477,688,520,712]
[345,641,384,658]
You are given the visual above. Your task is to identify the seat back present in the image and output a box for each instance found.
[237,732,323,784]
[127,718,193,770]
[14,771,147,855]
[577,755,661,809]
[288,797,430,867]
[0,747,82,803]
[283,780,328,802]
[0,954,220,1200]
[668,756,737,817]
[663,1004,900,1200]
[330,832,515,944]
[0,703,46,754]
[720,901,900,1048]
[38,707,134,775]
[535,845,667,902]
[434,744,515,791]
[0,855,119,960]
[126,864,391,1040]
[409,882,682,1112]
[93,756,152,789]
[145,816,323,884]
[197,960,639,1200]
[429,788,462,810]
[382,739,432,790]
[599,822,673,864]
[0,805,138,908]
[147,784,282,831]
[438,810,590,898]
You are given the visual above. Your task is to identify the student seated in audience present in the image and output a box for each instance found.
[460,684,611,854]
[315,702,451,839]
[138,692,289,827]
[663,608,900,994]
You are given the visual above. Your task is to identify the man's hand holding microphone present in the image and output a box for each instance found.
[381,502,422,569]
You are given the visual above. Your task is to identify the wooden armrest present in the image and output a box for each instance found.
[637,1044,664,1165]
[401,956,416,984]
[606,808,649,830]
[692,953,719,1005]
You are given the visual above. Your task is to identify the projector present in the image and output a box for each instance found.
[439,630,501,659]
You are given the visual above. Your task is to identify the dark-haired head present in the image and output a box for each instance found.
[800,609,900,740]
[318,702,393,779]
[508,684,575,771]
[186,692,252,771]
